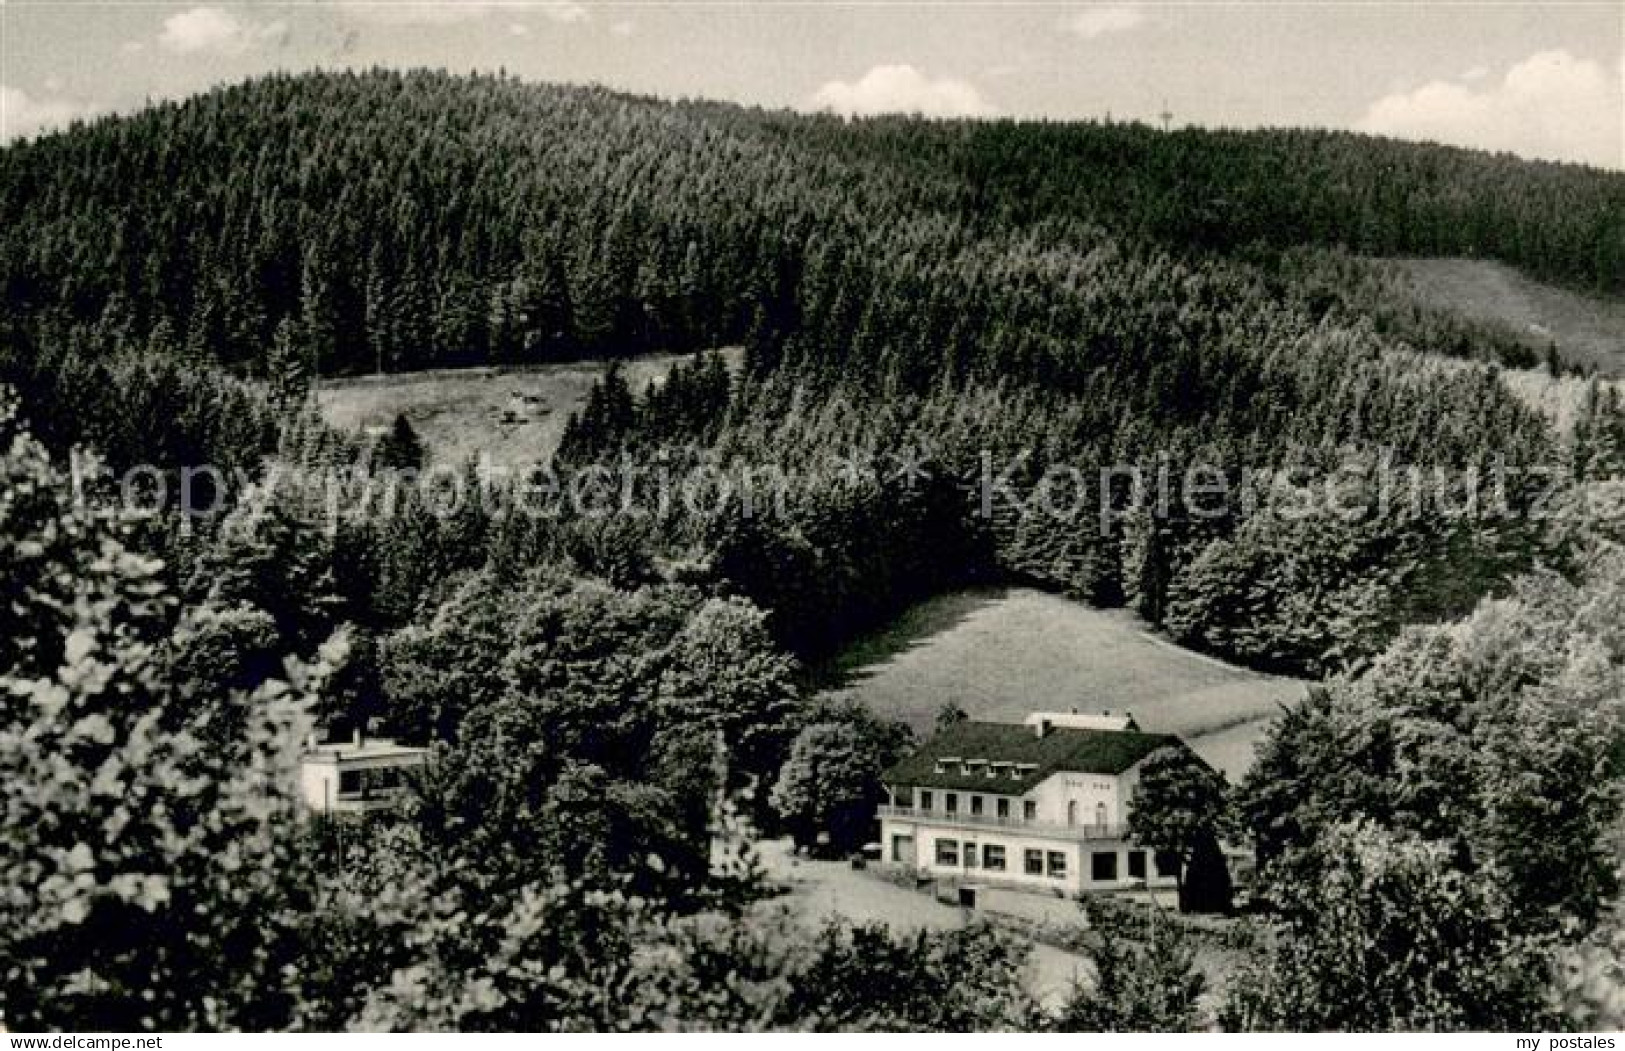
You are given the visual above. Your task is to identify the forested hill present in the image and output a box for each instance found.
[798,116,1625,292]
[1,67,1621,382]
[2,68,1622,679]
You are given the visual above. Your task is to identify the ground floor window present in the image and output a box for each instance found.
[936,839,959,866]
[983,845,1007,871]
[1024,848,1044,875]
[337,766,404,797]
[892,835,914,863]
[1046,851,1068,879]
[1155,850,1180,877]
[1127,850,1147,878]
[1091,851,1119,882]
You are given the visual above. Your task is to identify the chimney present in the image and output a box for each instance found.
[1034,718,1052,739]
[352,726,363,749]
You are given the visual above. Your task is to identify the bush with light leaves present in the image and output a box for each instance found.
[0,388,348,1030]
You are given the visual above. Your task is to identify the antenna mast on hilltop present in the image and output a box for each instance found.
[1158,100,1174,132]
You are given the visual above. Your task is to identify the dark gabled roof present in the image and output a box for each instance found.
[883,720,1186,793]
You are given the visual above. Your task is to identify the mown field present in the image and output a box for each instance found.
[1393,257,1625,377]
[316,351,739,468]
[819,586,1307,782]
[1375,258,1625,436]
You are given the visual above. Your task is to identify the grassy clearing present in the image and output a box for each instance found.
[316,350,739,469]
[1364,258,1624,435]
[819,586,1306,782]
[1390,257,1625,377]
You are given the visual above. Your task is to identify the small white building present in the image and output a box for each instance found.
[298,733,428,815]
[878,711,1195,896]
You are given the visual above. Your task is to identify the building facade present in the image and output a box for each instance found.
[298,733,429,815]
[877,711,1189,895]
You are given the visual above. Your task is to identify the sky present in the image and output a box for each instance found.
[1,1,1621,169]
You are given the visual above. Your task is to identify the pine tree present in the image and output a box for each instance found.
[299,245,338,378]
[267,317,312,413]
[374,414,425,473]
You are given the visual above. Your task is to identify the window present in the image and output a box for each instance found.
[1155,851,1181,878]
[1095,802,1109,830]
[983,845,1006,872]
[945,793,959,814]
[892,835,914,863]
[1067,800,1078,826]
[1024,849,1044,875]
[339,767,401,797]
[920,790,933,812]
[1023,800,1037,822]
[1127,850,1147,879]
[1092,851,1119,882]
[970,795,984,816]
[964,843,978,868]
[996,798,1010,820]
[1047,851,1068,879]
[936,839,960,866]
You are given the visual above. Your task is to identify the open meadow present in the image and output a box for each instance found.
[316,351,738,468]
[1393,257,1625,377]
[819,586,1307,782]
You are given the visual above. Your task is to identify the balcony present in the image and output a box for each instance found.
[327,786,412,814]
[876,805,1130,841]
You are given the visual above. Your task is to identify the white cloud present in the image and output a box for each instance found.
[1,84,92,142]
[539,2,588,25]
[808,65,997,119]
[1357,49,1621,169]
[1065,5,1146,41]
[159,6,287,55]
[336,1,499,26]
[337,1,586,26]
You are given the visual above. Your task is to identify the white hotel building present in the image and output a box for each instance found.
[878,711,1194,895]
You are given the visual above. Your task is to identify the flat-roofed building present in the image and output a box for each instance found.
[298,733,428,815]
